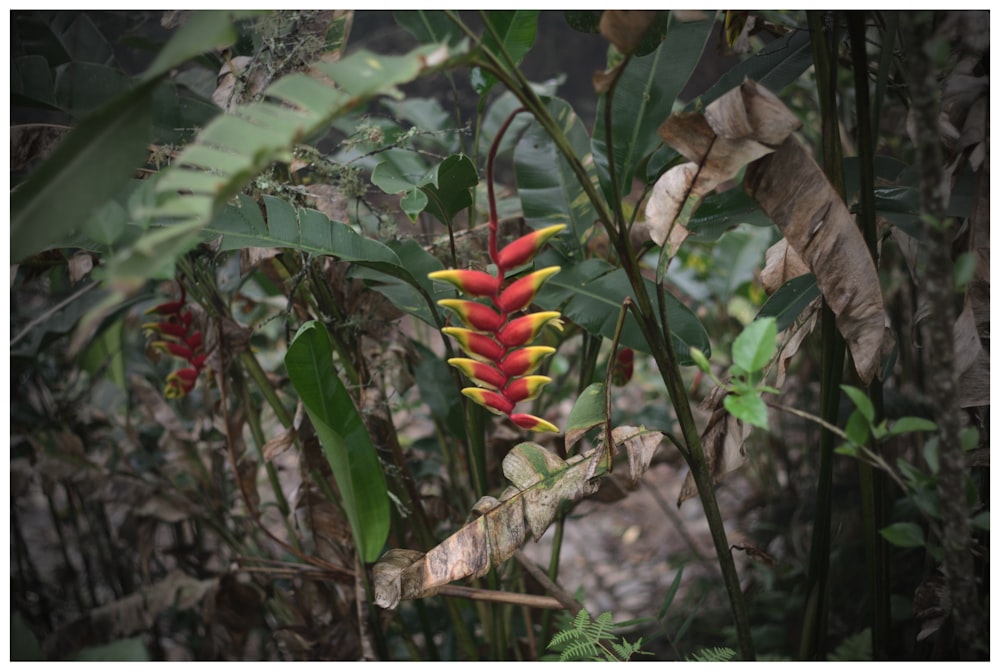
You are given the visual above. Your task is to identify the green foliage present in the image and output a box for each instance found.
[285,321,390,563]
[686,646,737,662]
[547,609,650,662]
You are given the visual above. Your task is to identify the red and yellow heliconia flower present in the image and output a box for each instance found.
[495,224,566,273]
[143,284,207,399]
[430,223,567,432]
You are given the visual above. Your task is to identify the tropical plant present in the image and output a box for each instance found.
[10,9,988,662]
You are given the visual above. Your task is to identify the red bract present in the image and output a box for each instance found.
[438,299,505,332]
[496,224,566,273]
[145,286,207,399]
[428,269,501,298]
[495,266,560,313]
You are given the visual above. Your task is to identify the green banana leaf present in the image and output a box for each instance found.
[285,321,390,563]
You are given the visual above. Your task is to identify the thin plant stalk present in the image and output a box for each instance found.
[447,10,755,659]
[848,10,890,659]
[800,11,848,660]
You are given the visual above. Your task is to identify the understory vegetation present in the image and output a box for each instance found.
[10,9,989,661]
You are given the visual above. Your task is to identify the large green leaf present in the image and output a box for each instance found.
[10,81,154,262]
[11,11,254,263]
[471,10,540,95]
[697,27,813,106]
[107,42,464,290]
[756,274,820,332]
[394,10,464,46]
[515,96,596,257]
[285,321,390,563]
[592,13,714,200]
[534,256,710,363]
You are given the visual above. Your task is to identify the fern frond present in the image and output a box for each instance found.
[686,646,737,662]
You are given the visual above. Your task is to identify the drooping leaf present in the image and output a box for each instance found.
[646,79,802,249]
[592,13,714,201]
[373,441,610,608]
[745,136,891,384]
[285,321,391,563]
[678,385,752,505]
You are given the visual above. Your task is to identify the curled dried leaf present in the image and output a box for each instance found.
[760,238,810,294]
[679,385,752,505]
[745,138,891,383]
[599,10,659,54]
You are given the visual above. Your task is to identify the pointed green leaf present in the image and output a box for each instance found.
[565,383,607,451]
[471,11,539,96]
[142,10,258,83]
[731,317,777,374]
[724,392,768,431]
[285,321,390,563]
[888,416,937,436]
[841,385,875,424]
[757,274,820,332]
[592,13,714,199]
[698,28,814,106]
[879,522,925,548]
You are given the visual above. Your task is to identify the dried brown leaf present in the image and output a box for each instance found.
[43,570,218,659]
[745,137,891,383]
[678,385,752,505]
[599,10,659,54]
[373,442,604,609]
[262,426,295,462]
[644,162,696,251]
[760,238,810,294]
[68,251,94,284]
[648,80,802,251]
[612,425,661,486]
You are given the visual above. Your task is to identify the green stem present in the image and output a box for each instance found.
[848,11,890,660]
[800,11,847,660]
[449,10,754,659]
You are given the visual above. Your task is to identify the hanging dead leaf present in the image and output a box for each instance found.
[647,80,802,250]
[643,162,697,251]
[373,442,607,609]
[775,305,820,388]
[599,10,659,54]
[612,425,662,486]
[678,385,752,505]
[262,426,296,462]
[744,137,890,384]
[760,238,810,294]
